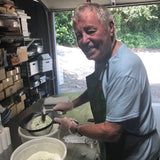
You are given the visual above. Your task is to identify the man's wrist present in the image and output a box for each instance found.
[74,124,82,136]
[69,122,77,134]
[70,123,82,136]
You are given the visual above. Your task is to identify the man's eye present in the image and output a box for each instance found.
[76,34,82,40]
[87,30,96,35]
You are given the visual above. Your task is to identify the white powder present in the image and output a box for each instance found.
[30,115,52,130]
[26,151,61,160]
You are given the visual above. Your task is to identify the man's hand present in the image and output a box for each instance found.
[53,102,74,114]
[54,117,77,133]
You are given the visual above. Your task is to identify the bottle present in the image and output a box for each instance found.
[0,134,3,154]
[0,115,3,153]
[0,115,7,151]
[3,127,11,146]
[0,114,4,133]
[0,130,8,150]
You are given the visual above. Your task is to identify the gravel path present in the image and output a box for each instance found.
[57,45,160,103]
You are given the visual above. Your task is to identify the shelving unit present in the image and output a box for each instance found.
[1,36,54,103]
[0,11,55,122]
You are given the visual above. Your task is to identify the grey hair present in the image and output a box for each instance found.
[73,3,113,31]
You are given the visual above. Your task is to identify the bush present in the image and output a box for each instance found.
[55,4,160,49]
[111,4,160,49]
[55,11,77,46]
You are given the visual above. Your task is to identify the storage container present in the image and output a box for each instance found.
[29,60,39,76]
[38,53,53,72]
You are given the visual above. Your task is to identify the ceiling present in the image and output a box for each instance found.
[38,0,160,11]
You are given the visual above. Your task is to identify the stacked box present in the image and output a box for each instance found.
[20,93,26,101]
[17,46,28,63]
[13,74,21,82]
[6,69,16,78]
[16,101,25,114]
[0,91,5,100]
[0,67,6,80]
[0,68,24,101]
[14,79,23,90]
[0,97,14,108]
[4,85,16,97]
[0,82,3,92]
[9,104,17,118]
[2,77,13,88]
[15,66,21,74]
[4,93,26,118]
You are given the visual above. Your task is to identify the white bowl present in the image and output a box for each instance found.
[18,124,59,143]
[10,137,67,160]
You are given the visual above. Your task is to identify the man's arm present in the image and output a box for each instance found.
[53,90,89,112]
[72,89,89,108]
[70,120,123,142]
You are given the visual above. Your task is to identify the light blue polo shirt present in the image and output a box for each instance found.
[102,44,160,160]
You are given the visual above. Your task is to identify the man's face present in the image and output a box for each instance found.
[73,8,112,62]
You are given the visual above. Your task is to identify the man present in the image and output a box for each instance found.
[54,3,160,160]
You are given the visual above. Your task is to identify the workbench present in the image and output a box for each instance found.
[0,99,100,160]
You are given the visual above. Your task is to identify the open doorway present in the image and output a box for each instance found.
[54,4,160,104]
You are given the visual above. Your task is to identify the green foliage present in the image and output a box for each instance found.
[55,11,77,46]
[110,4,160,48]
[55,4,160,49]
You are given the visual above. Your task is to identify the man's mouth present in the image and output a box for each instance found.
[83,47,96,59]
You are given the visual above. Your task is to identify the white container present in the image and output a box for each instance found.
[10,137,67,160]
[38,54,53,72]
[29,60,39,76]
[18,124,59,143]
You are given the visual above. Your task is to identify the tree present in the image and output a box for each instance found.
[110,4,160,48]
[55,4,160,48]
[55,11,77,46]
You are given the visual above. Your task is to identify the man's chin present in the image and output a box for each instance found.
[86,55,96,60]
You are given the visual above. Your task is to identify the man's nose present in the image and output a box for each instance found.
[82,33,90,45]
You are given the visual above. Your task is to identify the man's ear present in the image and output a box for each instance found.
[109,20,115,37]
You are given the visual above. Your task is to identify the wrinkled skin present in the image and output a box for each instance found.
[73,8,114,63]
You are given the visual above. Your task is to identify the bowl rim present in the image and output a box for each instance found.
[10,137,67,160]
[18,124,59,139]
[20,112,56,133]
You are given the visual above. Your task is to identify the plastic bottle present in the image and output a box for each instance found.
[3,127,11,146]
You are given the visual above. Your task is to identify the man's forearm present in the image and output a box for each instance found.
[72,90,89,108]
[70,120,122,142]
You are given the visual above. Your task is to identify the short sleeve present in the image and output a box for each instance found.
[105,76,141,122]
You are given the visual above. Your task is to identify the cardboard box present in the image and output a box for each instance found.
[13,74,21,82]
[4,85,16,97]
[20,93,26,101]
[14,79,23,90]
[17,46,28,63]
[15,66,21,74]
[16,101,25,114]
[1,97,14,108]
[9,104,17,118]
[6,69,16,78]
[0,67,6,80]
[2,77,14,88]
[0,82,3,92]
[0,91,5,100]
